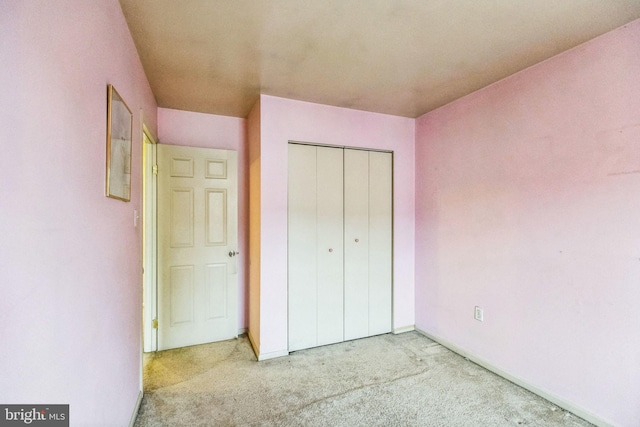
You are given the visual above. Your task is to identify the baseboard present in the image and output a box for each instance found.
[393,325,415,334]
[247,329,289,361]
[128,390,143,427]
[257,348,289,361]
[238,327,248,336]
[414,328,614,427]
[248,327,415,361]
[247,330,259,359]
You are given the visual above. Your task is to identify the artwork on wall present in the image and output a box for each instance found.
[106,84,132,201]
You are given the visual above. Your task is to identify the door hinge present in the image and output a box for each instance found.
[152,164,158,175]
[152,318,158,329]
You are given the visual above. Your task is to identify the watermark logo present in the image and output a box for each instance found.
[0,405,68,426]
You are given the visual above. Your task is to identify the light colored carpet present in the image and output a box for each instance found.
[134,332,592,426]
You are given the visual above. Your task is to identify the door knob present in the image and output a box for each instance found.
[228,250,239,257]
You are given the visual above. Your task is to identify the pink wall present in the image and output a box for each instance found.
[0,1,157,426]
[415,20,640,426]
[254,95,415,357]
[157,108,249,329]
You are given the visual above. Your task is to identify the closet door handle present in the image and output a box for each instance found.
[328,248,334,253]
[229,250,239,257]
[355,238,359,243]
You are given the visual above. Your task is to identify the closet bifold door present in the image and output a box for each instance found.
[344,149,392,340]
[288,144,344,352]
[367,151,392,336]
[344,149,370,340]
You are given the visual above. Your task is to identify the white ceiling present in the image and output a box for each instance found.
[119,0,640,118]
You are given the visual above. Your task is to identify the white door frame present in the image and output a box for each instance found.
[142,125,158,352]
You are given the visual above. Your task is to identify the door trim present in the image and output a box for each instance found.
[288,140,393,154]
[142,125,158,352]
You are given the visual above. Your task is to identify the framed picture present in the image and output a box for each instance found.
[106,84,133,201]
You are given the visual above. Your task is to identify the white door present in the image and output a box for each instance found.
[288,144,344,351]
[364,150,393,336]
[344,149,393,340]
[344,149,370,340]
[157,144,238,350]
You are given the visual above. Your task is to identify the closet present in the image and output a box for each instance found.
[288,143,392,352]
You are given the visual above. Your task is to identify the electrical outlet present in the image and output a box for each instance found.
[474,306,484,322]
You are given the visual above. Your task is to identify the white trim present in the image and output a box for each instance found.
[142,123,157,145]
[248,330,289,361]
[142,130,158,353]
[393,325,415,334]
[414,328,614,427]
[257,349,289,361]
[128,390,143,427]
[238,327,248,335]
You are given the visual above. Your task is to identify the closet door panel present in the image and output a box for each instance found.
[316,146,345,346]
[368,151,393,335]
[344,149,370,340]
[288,144,318,351]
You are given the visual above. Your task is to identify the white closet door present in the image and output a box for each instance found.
[288,144,344,351]
[288,144,318,351]
[344,149,370,340]
[316,146,344,346]
[344,149,393,339]
[368,151,393,335]
[289,144,390,352]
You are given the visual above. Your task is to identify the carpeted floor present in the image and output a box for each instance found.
[134,332,592,426]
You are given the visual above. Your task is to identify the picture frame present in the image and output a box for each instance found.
[106,84,133,201]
